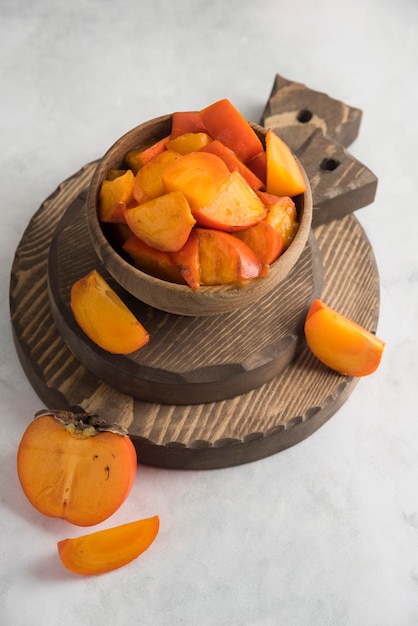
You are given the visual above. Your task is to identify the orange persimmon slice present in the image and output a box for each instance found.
[234,220,284,266]
[166,132,213,155]
[170,229,201,291]
[70,270,149,354]
[197,228,266,285]
[191,171,267,232]
[133,149,181,204]
[260,192,298,250]
[123,235,185,284]
[57,515,160,575]
[124,136,170,173]
[265,129,307,197]
[170,110,207,139]
[199,98,264,163]
[125,191,196,252]
[17,411,138,526]
[99,170,135,222]
[162,150,231,209]
[304,299,385,377]
[200,140,264,191]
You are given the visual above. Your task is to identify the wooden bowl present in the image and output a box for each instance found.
[86,114,313,316]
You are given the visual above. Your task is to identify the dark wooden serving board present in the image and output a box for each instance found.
[9,75,381,468]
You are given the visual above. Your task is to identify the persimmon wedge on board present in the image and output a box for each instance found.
[17,411,137,526]
[70,270,149,354]
[58,515,160,575]
[304,299,385,376]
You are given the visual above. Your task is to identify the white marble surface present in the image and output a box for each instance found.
[2,0,418,624]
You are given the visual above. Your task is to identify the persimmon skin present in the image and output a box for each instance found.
[17,413,138,526]
[57,515,159,575]
[304,299,385,377]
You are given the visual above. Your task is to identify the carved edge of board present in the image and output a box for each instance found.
[128,377,360,469]
[261,73,378,226]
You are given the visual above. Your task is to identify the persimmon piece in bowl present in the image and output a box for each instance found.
[86,100,313,316]
[17,411,138,526]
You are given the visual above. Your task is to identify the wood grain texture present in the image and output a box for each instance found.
[10,162,381,468]
[261,73,378,226]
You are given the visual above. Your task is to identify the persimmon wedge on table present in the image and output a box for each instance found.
[58,516,160,576]
[17,411,137,526]
[98,98,306,290]
[304,299,385,377]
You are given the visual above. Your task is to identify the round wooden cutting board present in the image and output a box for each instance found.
[9,162,381,469]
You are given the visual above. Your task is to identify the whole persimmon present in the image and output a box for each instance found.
[17,410,137,526]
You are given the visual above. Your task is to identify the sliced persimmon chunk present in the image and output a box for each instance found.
[170,229,201,291]
[197,228,266,285]
[125,191,196,252]
[133,149,181,204]
[260,192,298,250]
[162,150,231,209]
[304,299,385,377]
[192,171,267,232]
[57,515,160,575]
[199,98,264,163]
[99,169,135,222]
[70,270,149,354]
[200,139,264,191]
[234,220,284,265]
[265,129,307,197]
[123,235,185,284]
[124,136,170,173]
[166,132,213,154]
[170,110,207,139]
